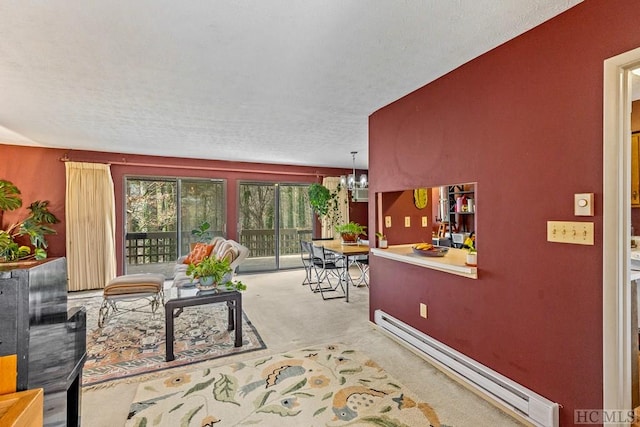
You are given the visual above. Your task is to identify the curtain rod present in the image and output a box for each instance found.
[59,154,328,178]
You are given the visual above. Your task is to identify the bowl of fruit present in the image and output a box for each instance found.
[412,243,449,257]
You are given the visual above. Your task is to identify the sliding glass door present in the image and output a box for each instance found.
[179,179,226,254]
[278,184,313,268]
[238,182,312,272]
[125,177,225,277]
[125,178,178,276]
[238,183,276,271]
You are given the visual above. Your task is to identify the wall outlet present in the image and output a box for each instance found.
[405,216,411,227]
[421,216,428,227]
[420,303,428,318]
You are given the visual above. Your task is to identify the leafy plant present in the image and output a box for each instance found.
[335,222,367,236]
[308,183,344,232]
[0,180,59,262]
[191,221,213,243]
[308,183,332,217]
[186,256,246,291]
[375,231,386,240]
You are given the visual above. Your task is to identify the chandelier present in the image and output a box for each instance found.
[340,151,368,191]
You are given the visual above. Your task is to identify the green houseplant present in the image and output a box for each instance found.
[308,183,332,217]
[375,231,388,248]
[308,183,343,233]
[335,221,366,243]
[0,180,60,262]
[191,220,213,243]
[186,256,247,291]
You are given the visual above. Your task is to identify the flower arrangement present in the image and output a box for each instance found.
[463,232,476,253]
[463,232,477,266]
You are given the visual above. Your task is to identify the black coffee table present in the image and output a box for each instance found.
[164,286,242,362]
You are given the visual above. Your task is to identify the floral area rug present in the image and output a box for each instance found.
[68,295,266,387]
[126,343,451,427]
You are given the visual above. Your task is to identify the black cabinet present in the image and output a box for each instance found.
[0,258,86,427]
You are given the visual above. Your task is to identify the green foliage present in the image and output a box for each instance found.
[308,184,332,217]
[375,231,386,240]
[191,221,212,243]
[0,180,22,212]
[186,257,247,291]
[0,180,59,262]
[308,183,343,231]
[334,222,367,236]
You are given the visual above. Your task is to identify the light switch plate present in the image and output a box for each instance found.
[547,221,594,245]
[385,216,391,228]
[421,216,428,227]
[404,216,411,227]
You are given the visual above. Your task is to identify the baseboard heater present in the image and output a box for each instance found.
[374,310,559,427]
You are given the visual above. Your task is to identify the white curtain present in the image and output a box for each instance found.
[65,162,117,291]
[321,177,349,239]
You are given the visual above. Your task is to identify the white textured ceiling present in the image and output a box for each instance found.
[0,1,582,169]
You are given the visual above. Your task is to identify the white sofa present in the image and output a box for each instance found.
[173,237,250,287]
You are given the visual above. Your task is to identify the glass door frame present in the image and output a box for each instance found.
[237,180,313,272]
[123,175,227,275]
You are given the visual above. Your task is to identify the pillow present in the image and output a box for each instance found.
[183,243,214,265]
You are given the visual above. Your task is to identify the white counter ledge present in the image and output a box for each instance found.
[371,244,478,279]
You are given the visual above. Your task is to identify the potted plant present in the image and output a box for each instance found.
[308,183,332,217]
[308,183,344,234]
[464,232,477,266]
[190,221,213,250]
[375,231,388,249]
[0,180,60,262]
[335,221,366,243]
[186,256,247,291]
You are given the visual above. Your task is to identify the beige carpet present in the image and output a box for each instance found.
[81,268,527,426]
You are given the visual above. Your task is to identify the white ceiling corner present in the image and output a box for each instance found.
[0,1,582,169]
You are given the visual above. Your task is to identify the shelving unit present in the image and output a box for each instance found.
[446,185,475,245]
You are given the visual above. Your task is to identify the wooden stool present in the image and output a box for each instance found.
[98,273,165,327]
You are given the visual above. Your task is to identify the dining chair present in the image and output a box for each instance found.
[300,240,315,287]
[310,243,346,300]
[352,254,369,287]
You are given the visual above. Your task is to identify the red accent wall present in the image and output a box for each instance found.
[368,1,640,424]
[349,199,369,236]
[380,190,433,244]
[0,144,359,275]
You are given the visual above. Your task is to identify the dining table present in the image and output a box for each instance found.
[317,239,369,302]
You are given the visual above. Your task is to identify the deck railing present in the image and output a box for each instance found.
[125,232,178,266]
[125,228,312,266]
[239,229,312,257]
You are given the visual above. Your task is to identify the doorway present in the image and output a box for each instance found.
[237,182,313,272]
[124,176,226,277]
[603,46,640,416]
